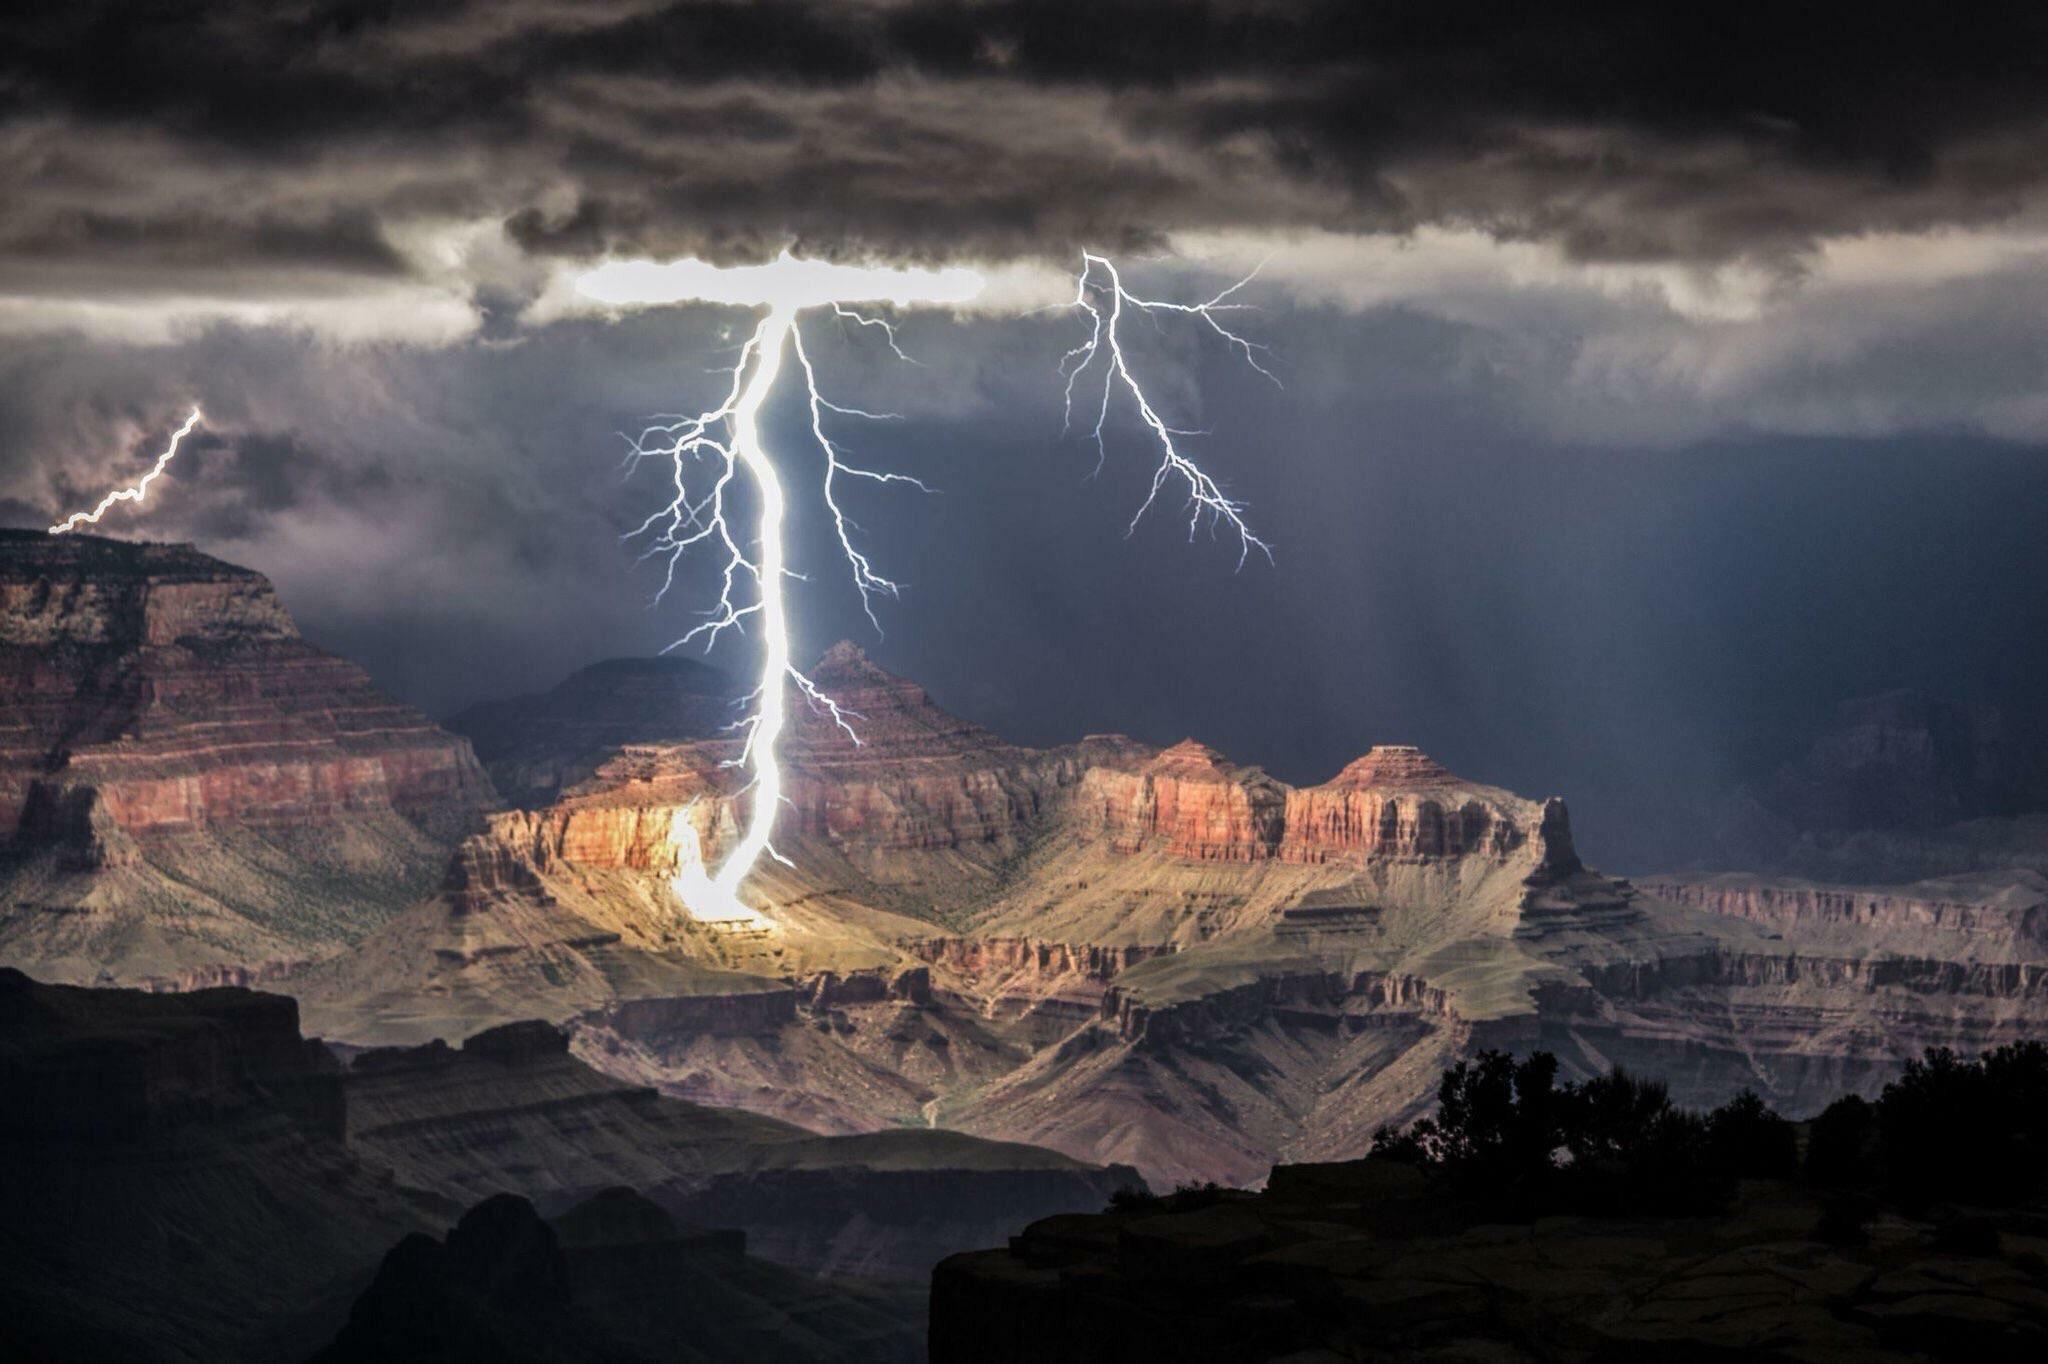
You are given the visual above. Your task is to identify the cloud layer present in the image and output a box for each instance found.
[8,0,2048,328]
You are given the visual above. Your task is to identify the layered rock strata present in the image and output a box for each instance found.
[20,569,2044,1198]
[0,531,495,985]
[341,646,2046,1188]
[0,530,491,846]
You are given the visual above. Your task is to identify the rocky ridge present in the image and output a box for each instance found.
[10,538,2045,1193]
[382,643,2037,1187]
[0,531,495,984]
[1710,689,2048,882]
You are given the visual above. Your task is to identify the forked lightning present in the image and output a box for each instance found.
[612,254,1274,924]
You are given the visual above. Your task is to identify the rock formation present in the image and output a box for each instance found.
[316,1190,924,1364]
[930,1156,2048,1363]
[0,967,429,1361]
[1710,689,2048,881]
[341,1015,1142,1281]
[400,643,2044,1188]
[446,655,739,808]
[0,531,495,985]
[0,969,1136,1360]
[11,537,2046,1196]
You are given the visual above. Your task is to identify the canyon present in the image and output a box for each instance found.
[317,646,2048,1188]
[6,534,2048,1197]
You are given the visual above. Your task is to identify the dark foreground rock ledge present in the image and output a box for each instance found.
[932,1158,2048,1363]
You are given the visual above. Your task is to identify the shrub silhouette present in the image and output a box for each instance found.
[1558,1069,1725,1215]
[1364,1045,2048,1221]
[1107,1185,1158,1213]
[1370,1052,1791,1216]
[1876,1041,2048,1207]
[1705,1089,1799,1180]
[1805,1094,1878,1189]
[1370,1051,1565,1209]
[1107,1180,1231,1215]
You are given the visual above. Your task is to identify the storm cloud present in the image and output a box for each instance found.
[4,2,2048,872]
[5,0,2048,305]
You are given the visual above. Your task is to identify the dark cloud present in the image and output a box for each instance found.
[8,303,2045,877]
[4,2,2048,879]
[5,0,2048,300]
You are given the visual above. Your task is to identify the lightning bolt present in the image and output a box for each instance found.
[617,253,1274,925]
[1061,253,1277,568]
[49,407,205,535]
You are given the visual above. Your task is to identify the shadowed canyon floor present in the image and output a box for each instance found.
[931,1144,2048,1363]
[0,968,1140,1360]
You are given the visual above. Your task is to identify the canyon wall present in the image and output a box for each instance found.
[0,531,492,848]
[1641,871,2048,949]
[0,532,497,986]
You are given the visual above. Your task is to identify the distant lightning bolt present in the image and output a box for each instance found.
[1060,253,1277,569]
[49,407,204,535]
[598,251,1273,925]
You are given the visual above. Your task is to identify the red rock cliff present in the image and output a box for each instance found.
[1077,739,1288,861]
[1281,746,1569,867]
[453,646,1579,881]
[0,531,493,850]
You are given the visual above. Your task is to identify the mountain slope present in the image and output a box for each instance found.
[0,531,496,986]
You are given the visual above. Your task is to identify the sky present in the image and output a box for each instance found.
[4,2,2048,870]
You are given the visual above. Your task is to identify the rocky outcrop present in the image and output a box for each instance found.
[1071,739,1579,871]
[459,649,1578,887]
[0,970,431,1361]
[1752,691,2048,835]
[0,532,497,986]
[1102,970,1458,1047]
[427,648,1577,939]
[910,937,1174,984]
[316,1190,921,1364]
[447,655,740,807]
[1642,870,2048,949]
[1078,739,1287,860]
[776,643,1086,855]
[931,1159,2048,1364]
[1709,690,2048,880]
[0,964,343,1138]
[1281,746,1574,868]
[0,530,492,845]
[133,955,314,993]
[585,986,800,1038]
[801,964,933,1009]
